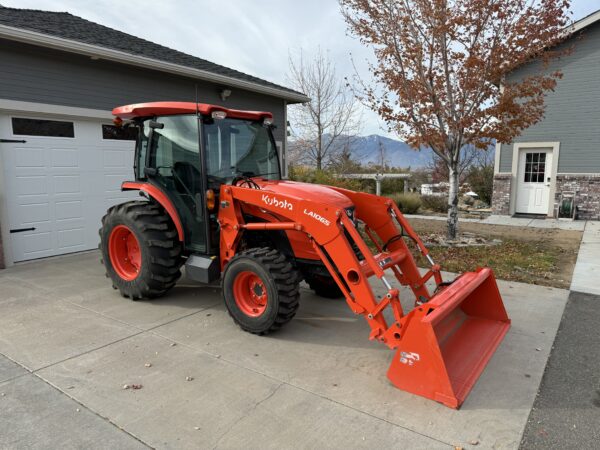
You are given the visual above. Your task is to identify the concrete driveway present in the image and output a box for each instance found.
[0,251,569,449]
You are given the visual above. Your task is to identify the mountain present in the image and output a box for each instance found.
[290,134,494,169]
[346,135,434,168]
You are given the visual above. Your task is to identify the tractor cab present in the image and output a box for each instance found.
[114,102,281,257]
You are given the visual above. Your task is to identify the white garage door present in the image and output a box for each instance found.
[0,114,137,262]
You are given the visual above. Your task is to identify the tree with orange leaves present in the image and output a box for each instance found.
[340,0,571,238]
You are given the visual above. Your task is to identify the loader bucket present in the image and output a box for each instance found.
[387,268,510,408]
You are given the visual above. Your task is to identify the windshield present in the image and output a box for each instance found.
[204,118,281,183]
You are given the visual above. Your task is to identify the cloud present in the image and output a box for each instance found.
[2,0,597,138]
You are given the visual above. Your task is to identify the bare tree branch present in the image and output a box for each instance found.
[287,49,362,170]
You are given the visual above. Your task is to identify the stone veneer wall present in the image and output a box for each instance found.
[555,174,600,220]
[491,174,512,215]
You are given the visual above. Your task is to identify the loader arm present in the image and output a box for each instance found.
[221,184,443,348]
[219,184,510,409]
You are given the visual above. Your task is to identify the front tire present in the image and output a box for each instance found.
[222,248,300,335]
[99,201,182,300]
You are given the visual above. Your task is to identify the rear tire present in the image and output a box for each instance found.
[222,248,300,335]
[305,274,344,299]
[99,200,182,300]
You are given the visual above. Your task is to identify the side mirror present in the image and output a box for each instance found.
[144,167,158,177]
[149,120,164,129]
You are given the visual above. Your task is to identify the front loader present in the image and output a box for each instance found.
[100,101,510,408]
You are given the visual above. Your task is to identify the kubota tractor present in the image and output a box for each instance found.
[100,101,510,408]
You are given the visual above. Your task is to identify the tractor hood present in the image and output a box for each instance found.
[255,179,353,209]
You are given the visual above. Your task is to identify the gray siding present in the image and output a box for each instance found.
[498,22,600,173]
[0,39,287,145]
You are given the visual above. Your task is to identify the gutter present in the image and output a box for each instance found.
[0,24,310,104]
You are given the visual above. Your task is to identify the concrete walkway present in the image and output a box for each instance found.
[570,220,600,295]
[405,214,587,231]
[0,251,569,449]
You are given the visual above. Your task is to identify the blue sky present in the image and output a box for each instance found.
[2,0,598,137]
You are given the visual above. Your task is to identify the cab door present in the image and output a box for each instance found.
[145,114,207,253]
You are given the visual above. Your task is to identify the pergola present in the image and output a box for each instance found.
[337,173,411,196]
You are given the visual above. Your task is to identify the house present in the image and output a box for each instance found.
[0,5,308,268]
[492,10,600,220]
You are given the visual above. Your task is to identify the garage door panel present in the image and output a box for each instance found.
[51,148,79,168]
[103,149,130,168]
[10,201,51,226]
[1,114,137,262]
[55,200,83,221]
[13,230,54,260]
[14,146,46,168]
[14,175,49,196]
[57,227,86,250]
[53,175,80,194]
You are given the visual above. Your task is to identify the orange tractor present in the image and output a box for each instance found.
[100,101,510,408]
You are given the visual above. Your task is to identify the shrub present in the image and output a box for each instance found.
[421,195,447,213]
[288,166,361,190]
[387,193,422,214]
[466,164,493,205]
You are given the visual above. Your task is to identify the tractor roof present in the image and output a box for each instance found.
[112,102,273,121]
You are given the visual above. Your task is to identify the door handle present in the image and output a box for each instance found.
[10,227,36,233]
[0,139,27,143]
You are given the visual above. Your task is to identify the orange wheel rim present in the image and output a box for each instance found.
[232,271,268,317]
[108,225,141,281]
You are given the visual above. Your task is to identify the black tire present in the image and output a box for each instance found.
[305,274,344,299]
[99,200,182,300]
[222,248,300,335]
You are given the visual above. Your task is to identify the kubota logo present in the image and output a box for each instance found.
[399,351,420,366]
[262,194,293,211]
[303,209,330,226]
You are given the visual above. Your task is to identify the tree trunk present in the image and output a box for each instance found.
[447,165,459,240]
[316,129,323,171]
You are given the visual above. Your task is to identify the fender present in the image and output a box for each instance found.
[121,181,184,241]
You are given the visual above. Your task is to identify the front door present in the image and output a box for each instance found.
[146,114,207,253]
[516,148,553,215]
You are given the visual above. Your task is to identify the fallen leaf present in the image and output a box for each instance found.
[145,363,152,368]
[186,376,194,382]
